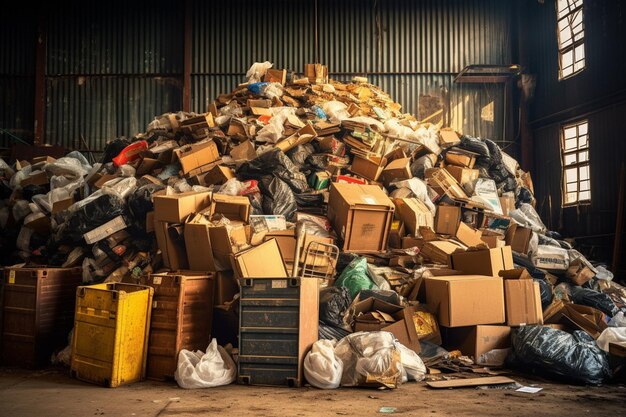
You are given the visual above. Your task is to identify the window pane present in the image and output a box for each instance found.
[564,138,577,151]
[579,150,589,162]
[578,122,588,135]
[566,167,578,182]
[565,126,577,139]
[566,192,577,203]
[579,191,590,200]
[574,58,585,72]
[578,134,588,148]
[564,153,577,165]
[580,180,590,191]
[566,182,578,192]
[579,165,590,181]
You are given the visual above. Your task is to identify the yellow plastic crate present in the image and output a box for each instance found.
[70,283,154,387]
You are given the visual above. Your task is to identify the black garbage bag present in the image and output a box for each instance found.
[61,193,128,242]
[459,135,490,158]
[489,163,511,184]
[127,183,165,228]
[259,175,297,221]
[419,341,450,367]
[319,287,352,328]
[508,326,611,385]
[336,252,360,275]
[22,184,49,201]
[237,148,309,193]
[534,278,554,309]
[484,139,502,164]
[305,154,330,171]
[569,286,620,317]
[248,192,264,216]
[516,187,534,206]
[502,176,518,193]
[319,322,351,341]
[356,289,404,306]
[101,137,131,164]
[545,230,563,240]
[295,192,324,210]
[0,180,12,199]
[410,155,434,179]
[287,144,315,168]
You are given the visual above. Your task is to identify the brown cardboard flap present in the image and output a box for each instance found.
[232,238,288,278]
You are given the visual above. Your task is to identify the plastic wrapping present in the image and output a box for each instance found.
[396,342,426,382]
[287,143,315,168]
[12,200,32,222]
[303,339,343,389]
[534,278,554,309]
[356,289,404,307]
[334,331,403,388]
[608,311,626,327]
[128,183,165,227]
[389,177,436,215]
[319,287,352,329]
[483,139,502,164]
[255,107,296,143]
[596,327,626,352]
[321,101,351,123]
[509,326,611,385]
[510,203,547,234]
[16,226,34,252]
[175,339,236,389]
[238,148,308,193]
[319,322,352,341]
[335,257,376,299]
[60,193,128,243]
[569,286,620,317]
[410,155,434,179]
[459,135,490,158]
[595,266,614,281]
[100,177,138,200]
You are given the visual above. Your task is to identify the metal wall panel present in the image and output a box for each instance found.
[45,77,182,151]
[0,11,36,148]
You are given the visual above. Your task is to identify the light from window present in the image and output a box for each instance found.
[556,0,585,79]
[561,120,590,205]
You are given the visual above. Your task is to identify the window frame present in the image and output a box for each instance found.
[556,0,586,80]
[560,119,591,207]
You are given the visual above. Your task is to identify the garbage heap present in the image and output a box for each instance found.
[1,62,625,388]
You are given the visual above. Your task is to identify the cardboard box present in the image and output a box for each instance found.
[435,205,462,235]
[422,241,462,264]
[136,157,160,177]
[506,224,533,254]
[500,269,544,326]
[309,171,331,190]
[184,222,217,271]
[381,158,412,186]
[51,197,75,214]
[393,198,434,236]
[215,270,239,305]
[263,68,287,85]
[444,165,479,188]
[471,179,503,215]
[174,139,220,175]
[327,183,394,252]
[565,258,596,286]
[353,298,421,354]
[445,148,477,168]
[499,196,516,216]
[276,124,317,152]
[442,325,510,365]
[424,275,505,327]
[480,232,506,248]
[230,140,257,161]
[388,220,406,249]
[20,170,49,187]
[232,238,288,278]
[350,154,387,182]
[438,128,461,148]
[454,222,483,247]
[83,216,127,244]
[153,191,212,223]
[193,164,234,187]
[448,246,514,277]
[155,221,188,270]
[210,194,250,222]
[401,236,425,249]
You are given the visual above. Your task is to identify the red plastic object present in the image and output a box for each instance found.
[112,141,148,166]
[240,180,260,195]
[257,115,272,125]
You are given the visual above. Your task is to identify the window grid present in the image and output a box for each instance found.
[556,0,586,80]
[561,120,591,206]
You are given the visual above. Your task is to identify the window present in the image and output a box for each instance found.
[556,0,585,79]
[561,120,590,205]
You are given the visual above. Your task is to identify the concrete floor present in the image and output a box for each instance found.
[0,367,625,417]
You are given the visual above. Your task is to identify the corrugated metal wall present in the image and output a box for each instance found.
[0,11,36,148]
[192,0,515,154]
[44,1,184,151]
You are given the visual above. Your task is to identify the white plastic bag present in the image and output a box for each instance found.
[596,327,626,352]
[304,339,343,389]
[389,178,436,215]
[246,61,273,83]
[608,311,626,327]
[322,101,351,123]
[175,339,236,389]
[395,342,426,381]
[595,266,614,281]
[509,203,547,234]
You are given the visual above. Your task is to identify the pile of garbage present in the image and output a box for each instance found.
[1,61,625,387]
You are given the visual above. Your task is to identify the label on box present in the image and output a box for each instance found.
[271,280,288,289]
[8,270,15,284]
[152,276,162,285]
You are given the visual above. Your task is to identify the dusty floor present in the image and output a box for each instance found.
[0,367,624,417]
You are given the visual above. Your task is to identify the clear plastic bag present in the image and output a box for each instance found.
[395,342,426,382]
[246,61,273,83]
[304,339,343,389]
[174,339,236,389]
[509,203,547,234]
[322,101,351,123]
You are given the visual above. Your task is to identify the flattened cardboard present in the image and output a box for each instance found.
[435,205,462,235]
[232,238,288,278]
[184,222,217,271]
[153,191,212,223]
[442,325,511,364]
[448,246,514,277]
[454,222,484,247]
[52,197,75,214]
[174,139,220,175]
[136,157,160,177]
[401,236,425,249]
[381,158,411,186]
[210,194,250,222]
[327,183,394,252]
[393,198,434,236]
[445,148,477,169]
[83,216,127,244]
[276,124,317,152]
[424,275,505,327]
[421,241,462,264]
[20,171,49,186]
[230,140,257,161]
[263,68,287,85]
[499,196,516,216]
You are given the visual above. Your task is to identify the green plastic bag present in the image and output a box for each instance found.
[334,257,376,299]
